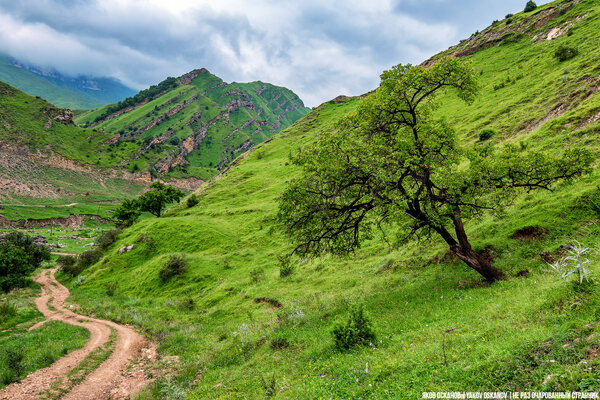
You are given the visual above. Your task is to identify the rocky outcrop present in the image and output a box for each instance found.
[0,214,113,229]
[178,68,209,85]
[54,109,74,123]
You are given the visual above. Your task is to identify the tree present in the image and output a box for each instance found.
[524,1,537,12]
[138,181,185,217]
[278,57,592,282]
[0,231,51,292]
[113,198,141,227]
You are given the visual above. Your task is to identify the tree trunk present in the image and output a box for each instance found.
[450,213,505,282]
[450,244,504,282]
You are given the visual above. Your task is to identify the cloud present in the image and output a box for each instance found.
[0,0,550,107]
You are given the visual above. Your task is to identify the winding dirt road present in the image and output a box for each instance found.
[0,268,156,400]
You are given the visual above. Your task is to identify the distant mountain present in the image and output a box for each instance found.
[75,68,311,183]
[0,53,136,109]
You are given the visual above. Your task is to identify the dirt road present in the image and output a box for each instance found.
[0,268,156,399]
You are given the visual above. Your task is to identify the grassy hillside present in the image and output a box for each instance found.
[0,81,144,219]
[0,53,135,110]
[61,0,600,398]
[75,69,311,182]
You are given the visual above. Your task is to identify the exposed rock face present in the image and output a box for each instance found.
[178,68,209,85]
[54,109,74,123]
[0,214,113,229]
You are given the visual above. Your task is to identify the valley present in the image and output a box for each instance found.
[1,0,600,398]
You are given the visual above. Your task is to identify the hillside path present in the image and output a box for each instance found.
[0,268,156,400]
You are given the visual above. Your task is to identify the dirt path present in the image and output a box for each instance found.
[0,269,156,400]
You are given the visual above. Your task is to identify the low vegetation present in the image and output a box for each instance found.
[0,231,50,292]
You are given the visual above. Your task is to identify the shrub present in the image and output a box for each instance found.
[524,1,537,12]
[332,305,376,350]
[58,255,77,270]
[1,348,25,384]
[479,129,495,142]
[279,255,294,278]
[186,194,199,208]
[159,255,187,282]
[0,301,16,318]
[78,248,103,269]
[250,267,265,283]
[105,282,118,296]
[555,45,578,62]
[96,229,122,250]
[505,13,514,19]
[143,236,157,255]
[0,231,51,292]
[270,335,290,350]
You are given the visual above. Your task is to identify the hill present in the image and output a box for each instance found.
[0,80,144,222]
[55,0,600,397]
[75,68,311,182]
[0,53,135,109]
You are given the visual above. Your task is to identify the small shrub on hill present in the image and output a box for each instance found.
[332,305,376,350]
[186,194,199,208]
[105,282,118,296]
[57,255,77,270]
[555,45,578,62]
[524,1,537,12]
[278,255,294,278]
[96,229,122,250]
[250,267,265,283]
[159,254,187,282]
[479,129,495,142]
[78,248,103,270]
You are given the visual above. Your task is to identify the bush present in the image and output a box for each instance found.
[524,1,537,12]
[278,255,294,278]
[555,45,578,62]
[105,282,118,296]
[186,194,199,208]
[249,267,265,283]
[332,305,376,350]
[0,301,16,318]
[96,229,122,250]
[270,335,290,350]
[78,248,103,269]
[0,231,51,292]
[57,255,77,270]
[159,255,187,282]
[479,129,495,142]
[1,348,25,384]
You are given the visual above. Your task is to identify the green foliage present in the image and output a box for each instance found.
[105,281,118,296]
[77,248,103,270]
[479,129,495,142]
[0,231,51,292]
[186,194,199,208]
[278,57,592,281]
[138,181,185,218]
[159,254,187,282]
[113,199,142,227]
[524,1,537,12]
[96,228,122,250]
[331,305,376,350]
[1,348,24,384]
[278,255,294,278]
[555,45,579,62]
[0,301,16,319]
[57,254,77,270]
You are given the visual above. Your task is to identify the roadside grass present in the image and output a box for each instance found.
[0,285,42,332]
[0,321,89,387]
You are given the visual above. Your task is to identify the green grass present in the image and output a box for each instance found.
[21,0,600,398]
[0,321,89,387]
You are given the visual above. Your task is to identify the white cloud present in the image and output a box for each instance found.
[0,0,541,106]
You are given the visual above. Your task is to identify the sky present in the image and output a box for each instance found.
[0,0,551,107]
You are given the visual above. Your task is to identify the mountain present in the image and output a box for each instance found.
[0,80,144,220]
[64,0,600,397]
[0,53,135,109]
[75,68,311,182]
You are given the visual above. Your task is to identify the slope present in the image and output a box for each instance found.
[0,53,135,110]
[75,68,311,183]
[63,0,600,398]
[0,81,144,220]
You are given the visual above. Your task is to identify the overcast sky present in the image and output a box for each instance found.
[0,0,550,107]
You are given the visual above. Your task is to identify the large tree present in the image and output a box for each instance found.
[278,58,592,282]
[137,181,185,218]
